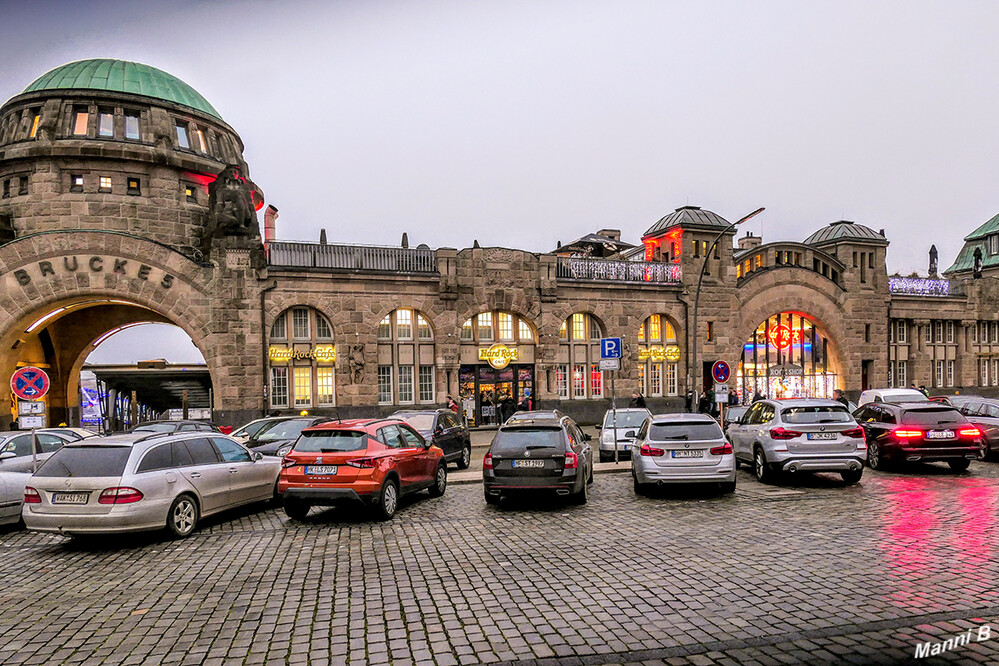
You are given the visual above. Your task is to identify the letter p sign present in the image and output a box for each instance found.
[601,337,622,359]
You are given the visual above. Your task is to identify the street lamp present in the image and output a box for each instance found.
[687,207,765,411]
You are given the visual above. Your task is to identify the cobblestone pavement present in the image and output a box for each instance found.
[2,461,999,665]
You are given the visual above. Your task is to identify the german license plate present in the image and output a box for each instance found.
[52,492,89,505]
[671,450,703,458]
[513,459,545,468]
[807,433,837,440]
[305,465,338,475]
[927,430,954,439]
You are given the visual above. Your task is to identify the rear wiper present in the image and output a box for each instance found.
[525,445,553,450]
[662,435,688,440]
[817,419,840,423]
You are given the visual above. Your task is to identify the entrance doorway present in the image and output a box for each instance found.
[458,364,535,427]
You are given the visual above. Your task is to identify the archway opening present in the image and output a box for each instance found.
[736,311,842,403]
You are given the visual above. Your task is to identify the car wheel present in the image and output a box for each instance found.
[840,468,863,484]
[283,499,311,521]
[587,462,594,484]
[867,440,884,470]
[428,464,448,497]
[599,451,611,463]
[754,448,775,485]
[570,477,588,505]
[719,481,736,494]
[166,494,199,538]
[457,445,471,470]
[484,488,500,505]
[374,478,399,520]
[633,474,645,495]
[948,458,971,472]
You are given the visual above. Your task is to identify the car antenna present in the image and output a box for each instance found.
[334,406,342,423]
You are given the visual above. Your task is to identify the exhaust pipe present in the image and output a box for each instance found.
[556,488,570,496]
[787,464,798,473]
[657,480,664,486]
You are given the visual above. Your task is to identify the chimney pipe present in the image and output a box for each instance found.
[264,205,279,244]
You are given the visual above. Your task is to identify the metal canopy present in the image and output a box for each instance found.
[84,364,211,412]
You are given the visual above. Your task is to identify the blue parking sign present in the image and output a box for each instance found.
[600,337,622,359]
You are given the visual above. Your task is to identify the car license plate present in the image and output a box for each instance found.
[52,492,89,505]
[671,450,703,458]
[305,465,338,475]
[513,459,545,468]
[807,433,837,440]
[927,430,954,439]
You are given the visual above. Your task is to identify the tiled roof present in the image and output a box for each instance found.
[642,206,731,239]
[943,213,999,274]
[802,220,887,247]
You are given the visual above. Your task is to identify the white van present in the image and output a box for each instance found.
[857,388,929,407]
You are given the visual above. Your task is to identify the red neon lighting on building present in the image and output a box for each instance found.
[767,323,803,350]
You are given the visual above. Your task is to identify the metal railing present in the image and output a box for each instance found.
[556,256,682,284]
[267,241,438,273]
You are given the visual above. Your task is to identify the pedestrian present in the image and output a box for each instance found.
[698,391,709,413]
[918,385,929,397]
[629,391,646,408]
[685,389,695,412]
[518,392,533,411]
[752,390,763,403]
[728,389,738,406]
[446,395,459,413]
[833,388,849,407]
[9,420,18,431]
[502,394,516,422]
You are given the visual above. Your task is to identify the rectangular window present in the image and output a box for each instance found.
[925,323,932,344]
[294,367,312,407]
[124,112,140,140]
[98,176,112,193]
[292,309,310,339]
[638,363,646,395]
[994,359,999,387]
[418,365,435,403]
[126,177,140,195]
[650,314,662,341]
[864,323,871,343]
[896,360,907,388]
[897,320,907,344]
[377,366,393,404]
[888,361,894,388]
[990,235,999,255]
[185,185,197,202]
[2,179,8,198]
[556,365,569,399]
[982,360,990,387]
[175,123,189,149]
[317,367,335,406]
[590,318,601,340]
[649,363,662,397]
[869,252,875,268]
[498,312,514,341]
[270,367,288,408]
[946,321,955,343]
[398,366,414,403]
[98,111,113,137]
[572,364,586,398]
[417,315,432,340]
[72,109,88,136]
[852,252,858,268]
[665,363,678,396]
[706,321,714,341]
[754,254,762,269]
[935,360,944,388]
[692,239,700,258]
[590,364,602,398]
[396,309,413,340]
[571,313,585,341]
[193,128,207,154]
[935,321,944,343]
[947,360,954,388]
[477,312,493,342]
[18,176,27,196]
[992,321,998,344]
[29,114,40,139]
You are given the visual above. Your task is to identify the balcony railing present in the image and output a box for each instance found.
[267,241,438,273]
[556,256,682,284]
[888,277,963,297]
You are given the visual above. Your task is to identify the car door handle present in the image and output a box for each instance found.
[189,472,201,478]
[229,468,238,473]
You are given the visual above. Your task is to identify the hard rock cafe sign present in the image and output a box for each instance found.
[767,324,802,351]
[638,345,681,362]
[479,343,519,369]
[269,345,336,363]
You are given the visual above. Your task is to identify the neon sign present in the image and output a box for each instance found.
[767,324,803,350]
[269,345,336,363]
[479,344,519,369]
[638,345,681,362]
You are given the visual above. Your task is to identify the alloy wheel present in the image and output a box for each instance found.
[868,441,881,469]
[172,499,196,535]
[383,482,398,516]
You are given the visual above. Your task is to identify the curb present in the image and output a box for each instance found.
[450,461,632,486]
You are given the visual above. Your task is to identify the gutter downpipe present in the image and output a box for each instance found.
[260,279,278,416]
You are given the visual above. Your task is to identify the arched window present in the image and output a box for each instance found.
[556,313,604,399]
[637,314,680,397]
[268,307,336,409]
[458,311,536,427]
[459,311,534,344]
[377,308,436,405]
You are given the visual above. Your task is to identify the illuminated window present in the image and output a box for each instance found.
[378,367,393,404]
[396,309,413,340]
[460,318,473,341]
[559,320,568,340]
[124,112,140,140]
[570,313,584,340]
[556,365,569,399]
[378,315,392,340]
[590,365,603,398]
[379,309,435,405]
[175,123,189,149]
[638,364,645,394]
[418,315,433,340]
[649,363,662,397]
[98,111,113,137]
[477,312,493,342]
[638,322,645,342]
[518,319,533,341]
[270,312,287,339]
[184,185,197,203]
[270,367,288,408]
[755,254,762,269]
[317,367,335,406]
[292,309,310,339]
[126,177,141,195]
[316,315,333,340]
[650,314,662,341]
[736,265,742,279]
[72,109,88,136]
[294,367,312,407]
[98,176,112,193]
[572,364,586,398]
[398,366,414,403]
[665,363,677,395]
[498,313,514,341]
[419,366,435,403]
[29,114,40,139]
[193,128,207,154]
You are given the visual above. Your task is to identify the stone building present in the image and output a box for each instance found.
[0,59,994,428]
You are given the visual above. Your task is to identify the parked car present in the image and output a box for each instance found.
[630,413,736,494]
[482,411,592,505]
[22,433,280,538]
[723,405,750,435]
[0,471,31,527]
[130,420,221,434]
[596,408,650,462]
[0,430,73,473]
[857,388,928,406]
[728,399,866,484]
[391,409,472,469]
[245,416,331,457]
[279,418,447,521]
[954,398,999,459]
[854,402,984,471]
[39,427,98,441]
[230,417,284,444]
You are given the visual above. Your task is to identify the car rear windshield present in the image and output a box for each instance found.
[901,409,966,427]
[492,428,564,454]
[649,423,723,441]
[397,414,435,432]
[252,419,312,443]
[881,392,929,404]
[34,446,131,477]
[133,423,175,433]
[294,430,368,453]
[781,406,851,424]
[603,411,648,428]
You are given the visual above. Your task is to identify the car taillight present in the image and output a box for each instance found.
[842,427,865,439]
[98,487,143,504]
[640,444,665,456]
[959,427,982,438]
[281,456,297,469]
[482,452,493,470]
[770,427,802,440]
[346,458,377,468]
[564,451,578,469]
[23,487,40,504]
[893,428,924,439]
[710,442,733,456]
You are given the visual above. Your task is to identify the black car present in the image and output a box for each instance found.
[130,420,221,434]
[954,398,999,459]
[245,416,331,457]
[853,402,983,471]
[390,410,472,469]
[482,411,593,505]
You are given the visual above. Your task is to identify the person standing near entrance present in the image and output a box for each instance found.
[446,396,459,413]
[629,391,646,408]
[833,389,849,407]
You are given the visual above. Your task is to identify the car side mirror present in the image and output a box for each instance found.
[434,426,443,436]
[0,452,13,461]
[625,430,636,438]
[583,433,592,441]
[253,452,263,461]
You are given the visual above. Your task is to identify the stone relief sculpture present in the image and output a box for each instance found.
[207,165,259,239]
[348,344,365,384]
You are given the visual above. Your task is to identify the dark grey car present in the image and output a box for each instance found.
[391,410,472,469]
[244,416,331,457]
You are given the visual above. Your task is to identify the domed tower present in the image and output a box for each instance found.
[0,58,264,255]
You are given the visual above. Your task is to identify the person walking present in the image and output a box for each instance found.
[446,396,460,413]
[629,391,646,408]
[833,388,849,407]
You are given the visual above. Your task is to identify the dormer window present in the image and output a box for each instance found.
[988,235,999,256]
[175,122,190,149]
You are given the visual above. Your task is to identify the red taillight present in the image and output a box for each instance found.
[564,451,578,469]
[842,427,865,439]
[640,444,665,456]
[483,452,493,470]
[346,457,377,468]
[770,427,803,440]
[893,428,924,439]
[959,427,982,438]
[23,487,40,504]
[98,487,143,504]
[281,456,297,469]
[710,442,733,456]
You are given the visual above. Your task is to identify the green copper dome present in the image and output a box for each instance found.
[22,59,221,120]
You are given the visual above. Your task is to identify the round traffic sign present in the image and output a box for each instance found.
[711,361,731,383]
[11,366,50,401]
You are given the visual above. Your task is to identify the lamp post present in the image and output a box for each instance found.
[687,207,765,411]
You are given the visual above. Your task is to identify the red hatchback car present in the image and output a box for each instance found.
[278,419,447,520]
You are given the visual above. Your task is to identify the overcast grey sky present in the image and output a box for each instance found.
[5,0,999,362]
